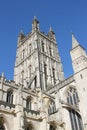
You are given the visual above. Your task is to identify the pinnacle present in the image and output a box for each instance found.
[49,26,53,32]
[72,33,79,49]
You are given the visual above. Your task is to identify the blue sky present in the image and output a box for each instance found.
[0,0,87,80]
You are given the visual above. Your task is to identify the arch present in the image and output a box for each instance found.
[6,89,13,104]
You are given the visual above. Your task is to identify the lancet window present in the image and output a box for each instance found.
[67,87,83,130]
[26,97,32,110]
[6,89,13,104]
[48,101,56,115]
[42,42,44,52]
[44,63,47,88]
[52,67,56,84]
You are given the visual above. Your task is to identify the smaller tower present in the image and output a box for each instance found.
[32,16,40,33]
[70,33,87,73]
[70,33,87,128]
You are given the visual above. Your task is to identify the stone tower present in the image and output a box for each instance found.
[14,17,64,90]
[70,34,87,129]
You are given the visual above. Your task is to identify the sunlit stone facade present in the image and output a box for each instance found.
[0,17,87,130]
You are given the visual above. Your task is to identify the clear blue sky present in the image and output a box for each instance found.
[0,0,87,80]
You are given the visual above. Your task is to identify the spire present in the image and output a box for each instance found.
[32,16,39,32]
[49,26,53,32]
[49,26,54,34]
[72,33,79,49]
[48,26,56,41]
[17,30,25,44]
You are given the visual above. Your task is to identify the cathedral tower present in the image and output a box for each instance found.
[70,34,87,129]
[14,17,64,90]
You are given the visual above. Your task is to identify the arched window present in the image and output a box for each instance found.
[42,42,44,52]
[6,90,13,104]
[44,63,47,89]
[29,44,31,54]
[49,125,55,130]
[26,97,32,110]
[67,87,83,130]
[48,101,56,115]
[52,67,56,84]
[49,45,52,56]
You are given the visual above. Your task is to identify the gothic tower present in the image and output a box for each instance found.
[70,34,87,129]
[14,17,64,90]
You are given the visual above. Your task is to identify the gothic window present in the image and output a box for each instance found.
[49,45,52,56]
[6,90,13,104]
[0,120,5,130]
[34,76,37,87]
[44,63,47,88]
[67,87,83,130]
[48,101,56,115]
[22,49,25,59]
[21,70,24,84]
[49,125,55,130]
[29,44,31,54]
[26,97,32,109]
[52,67,56,84]
[42,42,44,52]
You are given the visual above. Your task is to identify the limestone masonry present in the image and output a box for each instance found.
[0,17,87,130]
